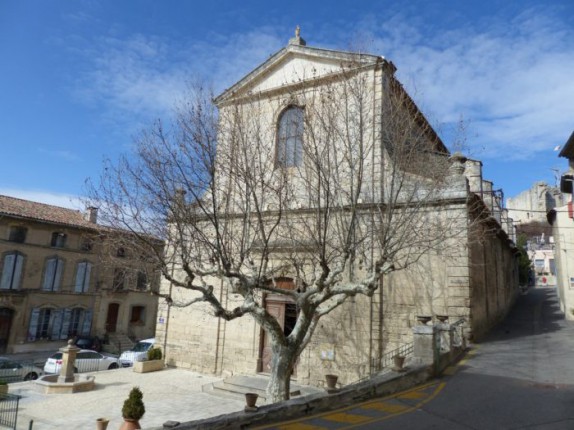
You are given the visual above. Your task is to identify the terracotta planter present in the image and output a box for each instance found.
[325,374,338,390]
[244,392,258,408]
[393,355,406,371]
[119,418,141,430]
[96,417,109,430]
[436,315,449,323]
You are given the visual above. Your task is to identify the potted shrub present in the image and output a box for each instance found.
[120,387,145,430]
[134,347,164,373]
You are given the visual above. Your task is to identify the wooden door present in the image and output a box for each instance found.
[105,303,119,333]
[0,308,14,354]
[259,300,298,375]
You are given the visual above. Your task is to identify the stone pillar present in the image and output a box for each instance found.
[412,324,437,366]
[57,339,80,383]
[436,321,454,358]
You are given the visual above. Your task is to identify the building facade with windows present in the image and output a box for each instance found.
[0,195,160,354]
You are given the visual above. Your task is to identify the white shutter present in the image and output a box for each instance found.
[43,259,56,290]
[0,254,15,289]
[83,263,92,292]
[12,254,24,289]
[75,262,86,293]
[81,309,93,336]
[51,309,63,340]
[53,259,64,291]
[60,308,72,340]
[28,308,40,341]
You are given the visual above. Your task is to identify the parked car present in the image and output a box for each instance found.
[0,357,44,382]
[119,338,155,367]
[43,350,120,374]
[73,335,102,352]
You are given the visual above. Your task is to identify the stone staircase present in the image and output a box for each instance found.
[202,374,323,405]
[102,333,135,355]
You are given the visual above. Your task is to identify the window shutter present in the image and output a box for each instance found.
[12,254,23,289]
[28,308,40,341]
[60,308,72,340]
[0,254,15,289]
[43,259,56,290]
[51,309,63,340]
[53,259,64,291]
[75,262,86,293]
[81,309,93,336]
[83,263,92,292]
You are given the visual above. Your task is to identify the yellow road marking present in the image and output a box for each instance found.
[323,412,371,424]
[361,402,409,413]
[277,423,327,430]
[398,390,428,400]
[255,381,446,429]
[444,345,479,376]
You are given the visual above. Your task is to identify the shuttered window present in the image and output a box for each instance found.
[42,257,64,291]
[75,261,92,293]
[0,252,24,290]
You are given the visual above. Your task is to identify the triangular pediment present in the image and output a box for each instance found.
[214,45,384,105]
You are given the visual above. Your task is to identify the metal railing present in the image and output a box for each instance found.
[0,393,20,430]
[381,342,414,370]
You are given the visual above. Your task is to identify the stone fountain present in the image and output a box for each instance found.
[35,339,96,394]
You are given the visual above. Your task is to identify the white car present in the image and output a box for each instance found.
[119,338,155,367]
[0,357,44,382]
[43,350,120,374]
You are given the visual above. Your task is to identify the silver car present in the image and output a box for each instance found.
[0,357,44,382]
[43,350,119,374]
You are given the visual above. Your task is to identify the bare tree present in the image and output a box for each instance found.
[89,62,475,402]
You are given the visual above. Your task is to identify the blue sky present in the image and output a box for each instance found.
[1,0,573,209]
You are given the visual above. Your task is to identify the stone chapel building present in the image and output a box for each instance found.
[155,31,519,387]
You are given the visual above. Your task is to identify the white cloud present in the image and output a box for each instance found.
[72,28,284,129]
[361,8,574,160]
[71,8,573,162]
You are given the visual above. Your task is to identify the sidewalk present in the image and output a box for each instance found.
[9,367,244,429]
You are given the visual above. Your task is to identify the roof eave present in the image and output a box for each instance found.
[214,44,386,107]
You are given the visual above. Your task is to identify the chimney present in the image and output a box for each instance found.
[86,207,98,224]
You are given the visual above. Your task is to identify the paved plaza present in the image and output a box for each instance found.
[8,367,244,429]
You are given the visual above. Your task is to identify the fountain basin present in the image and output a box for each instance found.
[35,374,95,394]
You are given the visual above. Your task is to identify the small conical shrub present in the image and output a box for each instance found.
[147,347,162,361]
[122,387,145,420]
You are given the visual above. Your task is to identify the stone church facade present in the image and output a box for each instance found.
[155,31,518,387]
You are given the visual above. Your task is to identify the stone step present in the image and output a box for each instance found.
[103,333,135,354]
[203,374,323,405]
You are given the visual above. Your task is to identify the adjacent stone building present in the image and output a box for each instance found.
[507,181,565,225]
[0,195,160,354]
[155,32,519,387]
[549,131,574,319]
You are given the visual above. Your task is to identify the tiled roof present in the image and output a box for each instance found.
[0,195,97,230]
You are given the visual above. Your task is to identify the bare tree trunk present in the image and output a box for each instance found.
[267,344,297,403]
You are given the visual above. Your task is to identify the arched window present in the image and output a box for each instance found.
[0,251,25,290]
[276,106,304,167]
